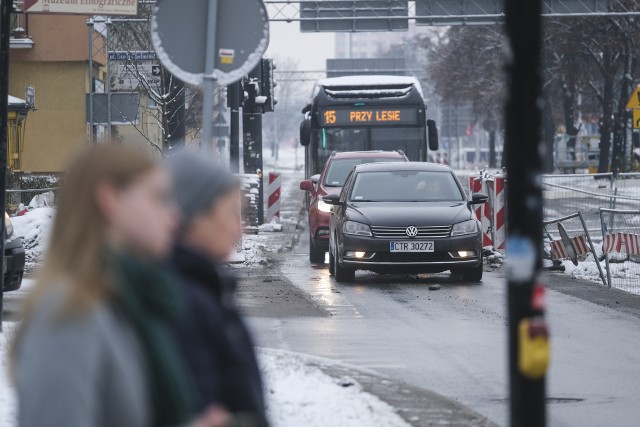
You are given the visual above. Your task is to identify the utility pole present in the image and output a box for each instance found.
[87,19,94,144]
[504,1,549,426]
[243,65,264,224]
[0,0,13,330]
[228,81,241,173]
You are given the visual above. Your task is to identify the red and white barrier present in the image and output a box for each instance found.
[603,232,640,256]
[266,171,281,222]
[490,176,507,251]
[469,176,492,247]
[550,235,590,260]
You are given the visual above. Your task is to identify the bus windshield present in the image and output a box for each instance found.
[316,127,424,173]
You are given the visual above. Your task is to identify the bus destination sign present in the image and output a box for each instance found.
[321,108,419,127]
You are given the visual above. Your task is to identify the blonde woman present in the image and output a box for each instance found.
[11,145,227,427]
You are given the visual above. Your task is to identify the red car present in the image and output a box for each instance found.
[300,151,408,262]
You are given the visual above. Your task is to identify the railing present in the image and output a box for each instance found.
[599,209,640,293]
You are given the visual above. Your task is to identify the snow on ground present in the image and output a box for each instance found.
[1,324,18,427]
[260,349,409,427]
[0,331,407,427]
[11,208,54,270]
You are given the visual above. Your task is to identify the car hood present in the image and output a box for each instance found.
[346,201,473,227]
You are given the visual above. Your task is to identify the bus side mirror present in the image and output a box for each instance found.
[427,119,439,151]
[300,118,311,147]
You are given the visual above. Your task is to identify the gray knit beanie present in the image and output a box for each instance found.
[167,152,239,226]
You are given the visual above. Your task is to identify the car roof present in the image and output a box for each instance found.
[353,162,454,173]
[331,151,406,160]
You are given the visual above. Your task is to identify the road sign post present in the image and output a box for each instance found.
[201,0,219,157]
[505,0,549,426]
[152,0,269,156]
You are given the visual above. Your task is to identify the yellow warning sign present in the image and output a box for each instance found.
[626,86,640,110]
[634,109,640,129]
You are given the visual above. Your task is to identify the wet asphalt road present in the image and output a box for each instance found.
[245,231,640,427]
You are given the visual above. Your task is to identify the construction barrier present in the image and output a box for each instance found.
[266,171,281,222]
[543,212,607,287]
[468,172,507,252]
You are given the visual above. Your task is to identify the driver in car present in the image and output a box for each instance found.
[415,179,447,199]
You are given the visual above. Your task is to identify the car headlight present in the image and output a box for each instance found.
[317,199,332,213]
[451,219,479,236]
[343,221,372,237]
[5,213,14,240]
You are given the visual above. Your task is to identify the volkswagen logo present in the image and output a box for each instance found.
[405,226,419,238]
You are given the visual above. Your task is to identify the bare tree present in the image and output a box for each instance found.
[108,3,195,154]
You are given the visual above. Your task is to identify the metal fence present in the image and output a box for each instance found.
[541,173,640,235]
[599,208,640,294]
[543,212,606,287]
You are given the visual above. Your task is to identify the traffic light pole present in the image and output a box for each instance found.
[504,1,548,426]
[228,82,241,173]
[243,68,264,224]
[0,0,12,330]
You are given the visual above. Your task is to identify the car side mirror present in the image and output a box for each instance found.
[469,193,489,204]
[427,119,439,151]
[300,179,315,193]
[310,174,321,184]
[322,194,342,206]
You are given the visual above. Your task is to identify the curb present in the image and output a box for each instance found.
[260,348,498,427]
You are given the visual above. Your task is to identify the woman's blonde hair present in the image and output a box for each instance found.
[27,144,157,311]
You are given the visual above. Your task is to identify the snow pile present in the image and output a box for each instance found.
[484,247,504,266]
[1,324,17,427]
[11,208,55,270]
[258,220,283,233]
[260,349,409,427]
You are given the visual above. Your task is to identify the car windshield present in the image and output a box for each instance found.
[324,157,402,187]
[350,171,464,202]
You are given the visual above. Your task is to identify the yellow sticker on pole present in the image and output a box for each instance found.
[219,49,235,65]
[626,86,640,110]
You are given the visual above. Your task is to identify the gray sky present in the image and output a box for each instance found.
[265,22,336,71]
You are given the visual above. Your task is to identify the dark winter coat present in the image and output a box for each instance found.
[172,244,268,427]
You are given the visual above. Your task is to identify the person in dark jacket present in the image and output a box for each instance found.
[168,153,268,427]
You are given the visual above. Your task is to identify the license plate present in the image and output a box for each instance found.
[390,241,434,252]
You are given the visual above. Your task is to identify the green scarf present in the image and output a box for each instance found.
[111,251,196,426]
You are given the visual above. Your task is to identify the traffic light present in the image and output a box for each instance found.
[260,58,277,113]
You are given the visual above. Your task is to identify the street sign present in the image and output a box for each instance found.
[300,1,409,32]
[23,0,137,15]
[86,93,141,125]
[108,51,158,62]
[626,86,640,110]
[113,64,161,92]
[151,0,270,87]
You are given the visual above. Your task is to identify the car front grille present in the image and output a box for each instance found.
[370,225,452,239]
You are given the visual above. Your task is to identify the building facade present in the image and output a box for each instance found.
[9,12,105,173]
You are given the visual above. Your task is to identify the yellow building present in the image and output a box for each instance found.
[9,13,104,173]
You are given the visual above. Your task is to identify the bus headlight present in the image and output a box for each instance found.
[451,219,479,236]
[317,200,332,213]
[344,221,372,237]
